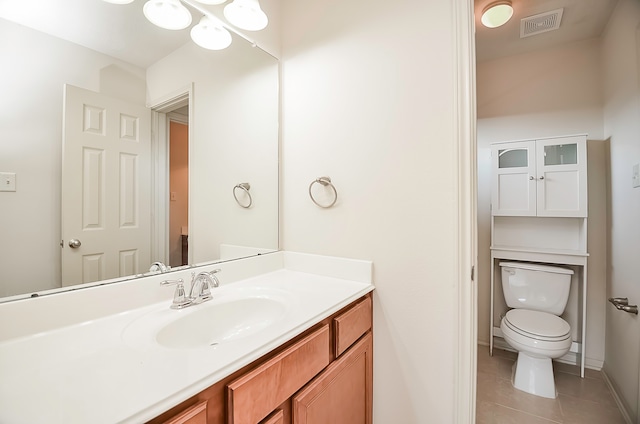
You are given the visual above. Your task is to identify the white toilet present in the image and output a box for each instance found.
[499,261,574,399]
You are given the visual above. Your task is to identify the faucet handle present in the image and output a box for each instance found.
[160,279,191,309]
[192,271,219,303]
[207,269,222,288]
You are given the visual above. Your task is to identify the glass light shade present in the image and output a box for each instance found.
[481,2,513,28]
[103,0,135,3]
[143,0,193,30]
[190,16,232,50]
[193,0,228,4]
[223,0,268,31]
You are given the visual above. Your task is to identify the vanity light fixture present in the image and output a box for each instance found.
[223,0,268,31]
[104,0,268,50]
[143,0,192,30]
[193,0,228,4]
[190,15,232,50]
[481,0,514,28]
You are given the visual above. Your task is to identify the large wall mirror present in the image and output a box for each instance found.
[0,0,279,302]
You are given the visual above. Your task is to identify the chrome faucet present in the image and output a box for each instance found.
[149,261,170,273]
[161,269,221,309]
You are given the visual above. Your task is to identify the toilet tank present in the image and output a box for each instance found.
[500,261,573,315]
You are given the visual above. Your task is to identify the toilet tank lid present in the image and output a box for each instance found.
[499,261,574,275]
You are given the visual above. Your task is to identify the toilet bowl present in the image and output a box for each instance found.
[500,309,572,398]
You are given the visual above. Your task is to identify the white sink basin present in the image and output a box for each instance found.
[157,297,286,349]
[122,286,293,350]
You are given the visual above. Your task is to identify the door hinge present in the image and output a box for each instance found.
[471,266,475,282]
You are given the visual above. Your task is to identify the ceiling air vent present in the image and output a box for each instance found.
[520,8,564,38]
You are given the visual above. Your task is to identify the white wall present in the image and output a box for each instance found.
[146,40,279,264]
[476,38,608,367]
[280,0,467,421]
[0,19,145,298]
[601,0,640,420]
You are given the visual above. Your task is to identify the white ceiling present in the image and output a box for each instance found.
[475,0,619,62]
[0,0,201,69]
[1,0,620,67]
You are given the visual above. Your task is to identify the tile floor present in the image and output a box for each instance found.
[476,345,627,423]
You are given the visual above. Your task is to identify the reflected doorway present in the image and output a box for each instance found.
[149,87,192,270]
[168,113,189,267]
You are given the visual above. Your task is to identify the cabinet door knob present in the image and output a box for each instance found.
[529,176,534,180]
[539,176,545,180]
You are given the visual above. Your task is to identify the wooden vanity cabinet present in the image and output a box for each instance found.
[162,400,208,424]
[292,333,372,424]
[150,293,372,424]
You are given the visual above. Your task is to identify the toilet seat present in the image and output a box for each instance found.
[503,309,571,341]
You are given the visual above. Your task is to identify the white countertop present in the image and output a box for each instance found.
[0,253,374,424]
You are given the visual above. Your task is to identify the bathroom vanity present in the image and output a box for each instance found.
[151,294,372,424]
[0,252,374,424]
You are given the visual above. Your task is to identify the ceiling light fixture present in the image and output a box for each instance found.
[190,16,232,50]
[223,0,268,31]
[143,0,192,31]
[481,1,514,29]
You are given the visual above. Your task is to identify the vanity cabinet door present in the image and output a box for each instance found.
[227,324,330,424]
[292,332,373,424]
[161,400,207,424]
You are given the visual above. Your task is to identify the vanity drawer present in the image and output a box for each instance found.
[260,409,284,424]
[161,400,207,424]
[334,296,372,357]
[226,324,330,424]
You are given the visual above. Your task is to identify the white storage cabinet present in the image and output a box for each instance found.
[491,135,587,217]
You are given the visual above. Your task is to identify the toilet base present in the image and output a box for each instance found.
[512,352,557,399]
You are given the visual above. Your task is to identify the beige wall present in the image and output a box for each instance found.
[602,0,640,420]
[280,0,468,421]
[476,38,608,368]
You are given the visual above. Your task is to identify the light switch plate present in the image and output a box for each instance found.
[0,172,16,192]
[633,163,640,188]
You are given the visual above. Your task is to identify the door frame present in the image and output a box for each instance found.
[454,0,478,422]
[149,84,194,266]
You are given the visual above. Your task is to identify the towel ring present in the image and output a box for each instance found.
[309,176,337,208]
[233,183,252,208]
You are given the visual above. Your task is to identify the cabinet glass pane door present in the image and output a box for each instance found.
[544,144,577,166]
[498,148,528,168]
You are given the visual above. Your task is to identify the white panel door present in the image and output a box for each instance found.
[491,140,536,216]
[535,135,587,217]
[61,85,151,286]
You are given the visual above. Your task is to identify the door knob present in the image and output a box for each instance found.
[68,239,82,248]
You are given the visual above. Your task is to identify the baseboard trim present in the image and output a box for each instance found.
[601,369,634,424]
